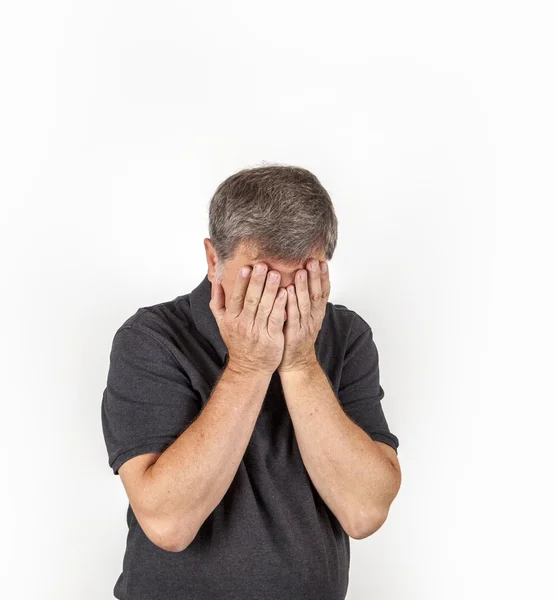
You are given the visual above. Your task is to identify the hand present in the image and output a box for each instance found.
[277,258,330,374]
[210,263,287,377]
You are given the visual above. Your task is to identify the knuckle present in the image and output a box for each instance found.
[268,314,282,326]
[244,294,259,308]
[257,301,270,315]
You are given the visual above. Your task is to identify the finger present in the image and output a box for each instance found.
[319,260,331,304]
[306,258,323,311]
[294,268,311,325]
[226,265,254,319]
[285,283,300,328]
[254,269,281,330]
[268,286,287,335]
[241,263,269,324]
[209,275,226,323]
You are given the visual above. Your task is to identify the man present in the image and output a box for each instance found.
[101,164,401,600]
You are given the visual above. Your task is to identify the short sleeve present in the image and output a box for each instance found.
[101,325,202,475]
[338,318,399,454]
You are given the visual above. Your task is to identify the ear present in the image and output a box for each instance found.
[204,238,218,282]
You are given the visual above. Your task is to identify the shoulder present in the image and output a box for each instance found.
[112,294,193,357]
[324,300,374,342]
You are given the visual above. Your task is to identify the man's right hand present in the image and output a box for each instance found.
[210,263,287,376]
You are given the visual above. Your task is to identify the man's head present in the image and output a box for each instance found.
[203,164,337,304]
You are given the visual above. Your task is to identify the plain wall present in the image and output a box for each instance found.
[1,1,554,598]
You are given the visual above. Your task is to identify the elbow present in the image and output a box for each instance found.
[350,466,402,539]
[154,532,190,553]
[348,507,389,540]
[144,515,199,553]
[158,539,190,553]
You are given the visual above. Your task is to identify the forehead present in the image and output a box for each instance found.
[235,246,325,274]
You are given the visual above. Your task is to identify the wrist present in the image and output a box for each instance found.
[225,360,275,380]
[277,355,320,377]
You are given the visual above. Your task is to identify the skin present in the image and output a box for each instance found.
[117,237,401,550]
[205,238,402,537]
[205,238,328,375]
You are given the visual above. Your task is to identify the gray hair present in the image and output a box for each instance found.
[209,163,338,280]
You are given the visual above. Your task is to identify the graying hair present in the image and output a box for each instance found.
[208,163,338,280]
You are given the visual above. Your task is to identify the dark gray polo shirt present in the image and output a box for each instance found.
[101,274,399,600]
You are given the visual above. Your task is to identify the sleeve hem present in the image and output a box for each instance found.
[115,324,187,375]
[109,439,176,475]
[368,432,399,455]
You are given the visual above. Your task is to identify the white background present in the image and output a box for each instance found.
[1,1,554,599]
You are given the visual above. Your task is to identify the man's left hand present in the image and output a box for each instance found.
[277,258,330,374]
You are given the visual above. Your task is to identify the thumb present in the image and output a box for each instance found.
[210,276,225,322]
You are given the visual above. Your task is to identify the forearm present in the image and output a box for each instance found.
[280,360,400,538]
[144,363,272,549]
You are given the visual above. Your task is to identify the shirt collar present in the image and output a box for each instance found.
[189,274,229,364]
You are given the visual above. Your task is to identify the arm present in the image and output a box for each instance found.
[103,266,288,554]
[120,363,272,553]
[280,360,401,540]
[277,258,401,539]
